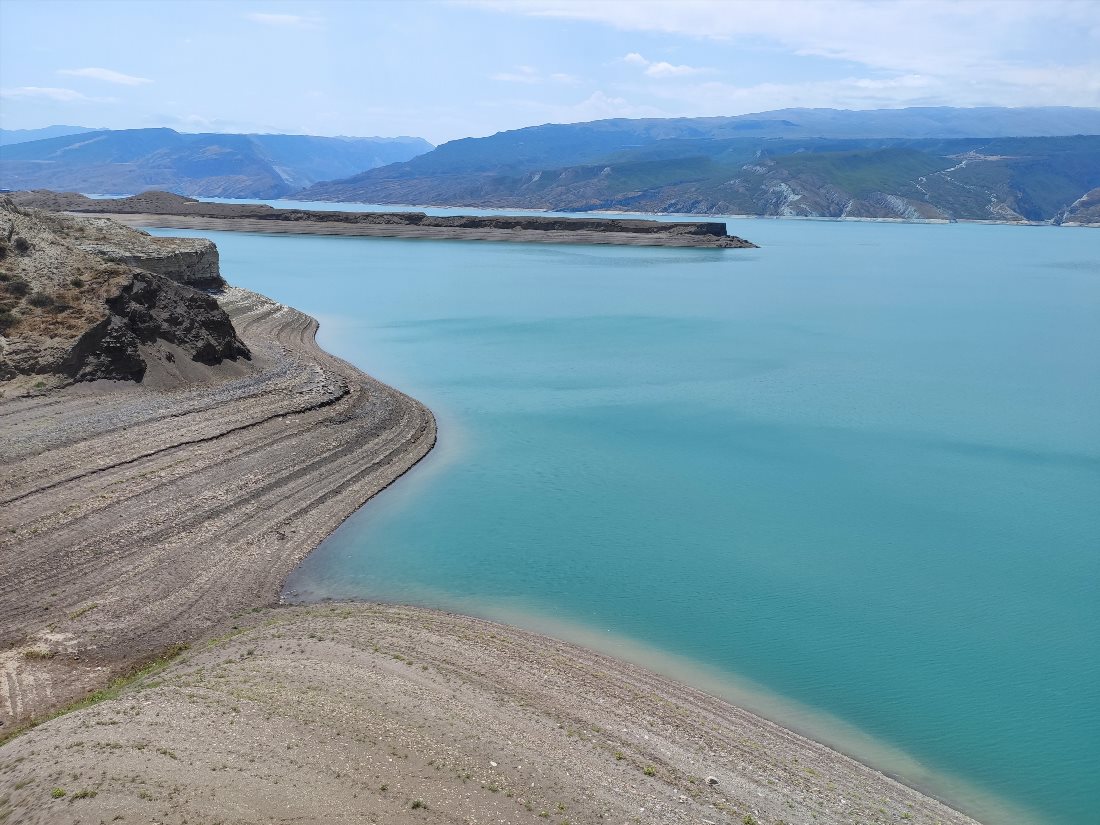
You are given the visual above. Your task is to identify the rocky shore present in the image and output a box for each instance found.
[1,206,435,725]
[8,190,758,248]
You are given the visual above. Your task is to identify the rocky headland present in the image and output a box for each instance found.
[7,190,758,248]
[0,199,247,390]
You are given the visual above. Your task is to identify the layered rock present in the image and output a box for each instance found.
[0,199,248,388]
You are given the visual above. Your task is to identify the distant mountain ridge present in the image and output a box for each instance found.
[0,125,101,147]
[0,128,433,198]
[296,107,1100,224]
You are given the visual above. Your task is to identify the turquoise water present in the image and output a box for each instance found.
[151,218,1100,825]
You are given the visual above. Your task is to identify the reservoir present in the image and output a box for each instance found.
[153,213,1099,825]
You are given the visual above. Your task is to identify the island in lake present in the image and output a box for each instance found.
[7,189,758,248]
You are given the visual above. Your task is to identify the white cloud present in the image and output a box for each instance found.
[621,52,709,78]
[491,66,581,84]
[480,0,1100,107]
[58,67,151,86]
[645,61,707,78]
[641,66,1100,115]
[0,86,114,103]
[244,12,324,28]
[556,90,666,122]
[491,65,540,83]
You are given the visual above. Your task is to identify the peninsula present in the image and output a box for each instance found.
[0,202,981,825]
[6,190,758,248]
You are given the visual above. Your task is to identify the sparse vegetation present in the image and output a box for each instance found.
[27,292,54,308]
[68,603,98,621]
[1,642,190,747]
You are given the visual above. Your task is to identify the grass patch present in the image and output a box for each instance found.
[0,643,190,747]
[68,603,98,621]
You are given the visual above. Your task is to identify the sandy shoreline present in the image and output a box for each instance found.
[1,275,989,823]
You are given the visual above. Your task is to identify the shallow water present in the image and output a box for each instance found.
[152,216,1099,825]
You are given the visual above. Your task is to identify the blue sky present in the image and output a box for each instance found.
[1,0,1098,144]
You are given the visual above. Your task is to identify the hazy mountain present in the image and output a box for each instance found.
[0,128,433,198]
[0,125,101,147]
[296,108,1100,224]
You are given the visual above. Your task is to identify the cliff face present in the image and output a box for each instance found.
[76,225,224,289]
[0,199,248,389]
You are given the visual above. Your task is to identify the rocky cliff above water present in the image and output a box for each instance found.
[0,199,249,390]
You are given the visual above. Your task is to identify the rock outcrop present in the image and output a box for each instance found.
[1057,187,1100,226]
[0,199,248,389]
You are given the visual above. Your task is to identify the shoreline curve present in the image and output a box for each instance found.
[0,286,436,724]
[0,281,999,825]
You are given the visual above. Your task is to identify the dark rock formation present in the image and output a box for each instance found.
[0,198,249,390]
[64,271,249,381]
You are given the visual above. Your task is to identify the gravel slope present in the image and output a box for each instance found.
[0,288,436,725]
[0,603,982,825]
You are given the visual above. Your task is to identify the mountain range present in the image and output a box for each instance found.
[2,108,1098,224]
[296,107,1100,224]
[0,125,101,147]
[0,128,432,198]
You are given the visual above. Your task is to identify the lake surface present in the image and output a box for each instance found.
[152,215,1099,825]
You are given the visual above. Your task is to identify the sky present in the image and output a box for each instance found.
[1,0,1098,145]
